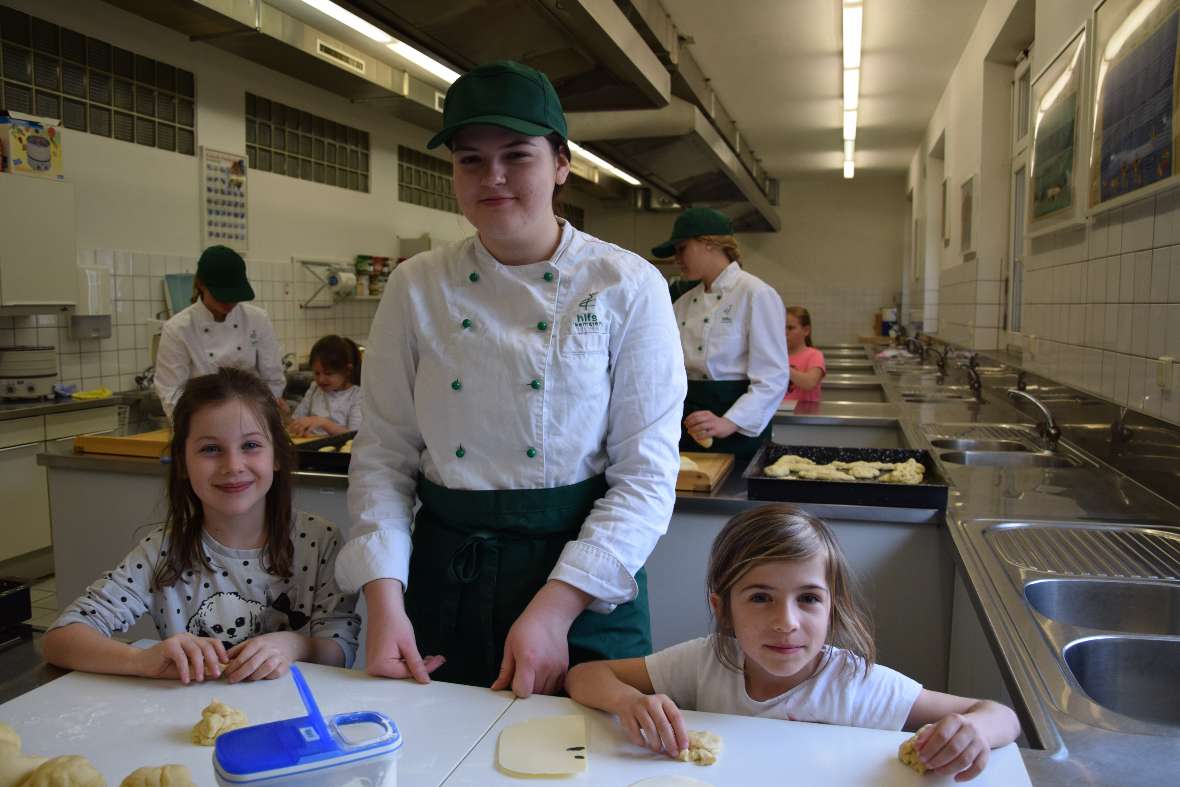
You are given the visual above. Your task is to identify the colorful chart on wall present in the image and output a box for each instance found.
[200,146,249,251]
[1029,27,1087,235]
[1089,0,1180,212]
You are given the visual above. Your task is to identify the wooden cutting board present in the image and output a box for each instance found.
[74,428,320,458]
[677,451,734,493]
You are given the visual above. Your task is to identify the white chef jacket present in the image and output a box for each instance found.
[674,261,789,435]
[340,220,687,613]
[291,382,363,434]
[155,300,285,418]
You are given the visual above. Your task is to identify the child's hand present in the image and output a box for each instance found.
[137,633,227,684]
[616,692,689,759]
[914,714,991,781]
[224,633,297,682]
[287,416,323,436]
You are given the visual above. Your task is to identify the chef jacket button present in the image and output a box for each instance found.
[455,446,466,458]
[530,379,541,390]
[461,318,472,329]
[233,324,238,328]
[469,272,480,282]
[697,346,702,351]
[536,321,548,331]
[208,352,214,357]
[203,328,209,333]
[451,379,462,391]
[681,321,685,326]
[717,294,722,300]
[703,318,709,323]
[526,447,537,458]
[543,271,554,282]
[692,297,697,303]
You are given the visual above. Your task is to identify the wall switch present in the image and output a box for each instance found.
[1159,356,1175,390]
[1028,334,1038,355]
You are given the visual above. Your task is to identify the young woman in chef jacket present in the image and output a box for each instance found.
[783,306,826,403]
[568,505,1020,781]
[154,245,287,419]
[338,60,687,697]
[652,208,790,462]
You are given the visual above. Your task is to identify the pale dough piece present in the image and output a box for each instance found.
[191,700,247,746]
[340,440,353,453]
[497,715,586,776]
[16,755,104,786]
[842,461,883,480]
[763,454,815,477]
[317,445,337,453]
[679,455,700,472]
[693,434,713,449]
[676,730,722,765]
[898,726,929,774]
[118,766,195,787]
[879,458,925,485]
[0,724,50,787]
[794,465,855,481]
[0,724,19,750]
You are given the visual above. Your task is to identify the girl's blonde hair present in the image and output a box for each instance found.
[787,306,814,347]
[696,234,741,263]
[706,504,875,675]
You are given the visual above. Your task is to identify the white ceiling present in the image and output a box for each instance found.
[663,0,988,177]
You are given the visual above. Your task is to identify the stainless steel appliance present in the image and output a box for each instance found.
[0,345,58,399]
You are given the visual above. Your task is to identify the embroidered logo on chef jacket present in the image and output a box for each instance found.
[719,304,735,324]
[572,291,607,335]
[249,328,259,347]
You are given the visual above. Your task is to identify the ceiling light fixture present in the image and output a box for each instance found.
[843,68,859,111]
[843,110,857,141]
[840,1,863,177]
[387,40,461,84]
[843,160,855,179]
[842,2,863,69]
[297,0,392,43]
[569,142,642,186]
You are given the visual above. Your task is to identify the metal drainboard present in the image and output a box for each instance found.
[922,423,1040,447]
[986,524,1180,580]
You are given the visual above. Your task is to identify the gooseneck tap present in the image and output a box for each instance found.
[1007,388,1061,450]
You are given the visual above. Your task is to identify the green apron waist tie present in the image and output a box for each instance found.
[681,378,770,463]
[405,474,652,687]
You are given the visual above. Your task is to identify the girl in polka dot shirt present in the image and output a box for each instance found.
[42,368,360,684]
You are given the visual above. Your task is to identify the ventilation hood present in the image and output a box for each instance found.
[568,98,781,233]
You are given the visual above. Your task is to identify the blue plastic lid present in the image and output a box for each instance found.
[213,665,402,783]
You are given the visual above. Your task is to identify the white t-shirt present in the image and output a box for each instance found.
[292,382,363,434]
[645,636,922,731]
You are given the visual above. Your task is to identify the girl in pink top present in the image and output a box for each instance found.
[784,306,826,403]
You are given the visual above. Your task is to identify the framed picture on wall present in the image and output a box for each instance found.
[1028,26,1088,236]
[1089,0,1180,213]
[961,175,976,256]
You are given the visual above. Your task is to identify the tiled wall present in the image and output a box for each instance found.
[0,249,378,394]
[1018,190,1180,425]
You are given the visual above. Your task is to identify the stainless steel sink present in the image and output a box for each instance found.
[940,451,1078,467]
[930,438,1029,452]
[1025,579,1180,635]
[903,393,976,403]
[1064,636,1180,727]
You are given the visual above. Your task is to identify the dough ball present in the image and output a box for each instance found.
[118,765,195,787]
[0,726,49,787]
[676,730,722,765]
[191,700,247,746]
[897,726,929,774]
[0,724,20,751]
[16,755,104,786]
[317,446,337,453]
[340,441,353,454]
[692,434,713,449]
[679,455,700,472]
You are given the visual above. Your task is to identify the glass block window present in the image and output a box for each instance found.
[245,92,369,192]
[398,145,457,213]
[0,4,196,154]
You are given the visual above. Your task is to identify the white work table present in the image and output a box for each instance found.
[0,663,1032,786]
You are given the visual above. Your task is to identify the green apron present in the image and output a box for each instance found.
[403,474,652,687]
[680,378,770,464]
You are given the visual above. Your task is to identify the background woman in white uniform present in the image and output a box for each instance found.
[652,208,790,463]
[154,245,286,419]
[339,61,687,696]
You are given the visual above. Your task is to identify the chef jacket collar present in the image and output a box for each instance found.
[472,218,577,273]
[193,298,243,325]
[707,260,742,294]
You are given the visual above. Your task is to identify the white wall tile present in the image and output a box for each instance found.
[1101,351,1117,399]
[1106,257,1121,302]
[1131,305,1150,355]
[1069,305,1085,345]
[1087,258,1105,302]
[1151,248,1171,301]
[1119,254,1135,303]
[1116,304,1132,353]
[1134,251,1152,302]
[1121,197,1156,251]
[1167,304,1180,358]
[1155,190,1180,246]
[118,349,137,374]
[1129,356,1146,410]
[1115,353,1132,404]
[1149,304,1167,357]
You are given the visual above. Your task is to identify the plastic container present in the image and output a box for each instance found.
[213,665,401,786]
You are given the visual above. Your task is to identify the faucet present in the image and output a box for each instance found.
[1008,388,1061,450]
[282,352,297,372]
[134,365,155,391]
[966,366,983,401]
[904,336,924,358]
[1016,370,1028,391]
[928,345,948,374]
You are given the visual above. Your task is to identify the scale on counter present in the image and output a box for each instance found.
[213,665,402,786]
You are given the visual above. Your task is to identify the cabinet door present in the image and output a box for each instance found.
[45,406,120,439]
[0,416,45,449]
[0,177,77,308]
[0,440,50,561]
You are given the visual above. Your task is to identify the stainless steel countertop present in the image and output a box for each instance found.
[0,394,129,421]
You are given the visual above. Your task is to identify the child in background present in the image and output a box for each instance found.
[42,368,360,684]
[784,306,826,403]
[567,505,1019,781]
[288,335,363,437]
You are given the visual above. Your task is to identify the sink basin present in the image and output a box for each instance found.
[1025,579,1180,635]
[1064,637,1180,727]
[939,451,1078,467]
[930,438,1029,452]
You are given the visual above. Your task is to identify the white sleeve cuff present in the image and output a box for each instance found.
[549,541,638,615]
[334,528,413,594]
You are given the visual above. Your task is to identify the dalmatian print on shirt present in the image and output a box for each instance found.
[186,592,265,648]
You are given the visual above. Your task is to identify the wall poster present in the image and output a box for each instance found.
[200,147,249,251]
[1029,27,1088,235]
[1090,0,1180,212]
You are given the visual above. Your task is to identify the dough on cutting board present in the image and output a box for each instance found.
[118,765,195,787]
[897,726,929,774]
[676,730,722,765]
[191,700,247,746]
[679,455,700,472]
[16,755,104,786]
[497,715,587,776]
[0,724,49,787]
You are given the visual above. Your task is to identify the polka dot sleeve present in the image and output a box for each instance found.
[298,513,361,667]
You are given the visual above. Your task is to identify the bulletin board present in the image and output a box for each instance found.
[200,146,249,251]
[1089,0,1180,213]
[1028,26,1088,236]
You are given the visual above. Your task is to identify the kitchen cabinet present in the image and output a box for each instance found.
[0,416,48,562]
[0,177,78,313]
[44,407,119,440]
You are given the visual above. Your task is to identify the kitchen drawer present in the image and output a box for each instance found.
[45,406,120,439]
[0,440,50,561]
[0,416,45,449]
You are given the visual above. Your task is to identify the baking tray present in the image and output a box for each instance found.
[0,578,32,627]
[743,443,949,510]
[294,431,356,473]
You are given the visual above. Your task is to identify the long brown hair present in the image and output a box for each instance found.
[706,504,875,675]
[309,335,362,386]
[153,368,295,590]
[787,306,814,347]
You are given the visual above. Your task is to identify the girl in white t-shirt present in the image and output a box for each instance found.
[567,504,1019,781]
[289,335,363,436]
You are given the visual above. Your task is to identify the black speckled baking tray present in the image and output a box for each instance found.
[743,443,948,510]
[294,431,356,473]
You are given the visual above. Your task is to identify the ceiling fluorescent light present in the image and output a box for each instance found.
[298,0,392,43]
[843,68,859,111]
[387,40,461,84]
[842,3,863,70]
[843,159,855,179]
[569,142,642,186]
[844,140,855,159]
[843,110,857,140]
